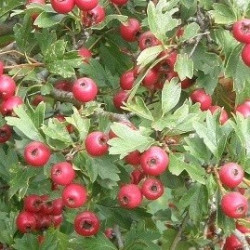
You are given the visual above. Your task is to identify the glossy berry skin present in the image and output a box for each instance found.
[51,0,75,14]
[51,214,63,228]
[232,19,250,43]
[55,80,72,92]
[0,96,23,116]
[72,77,98,103]
[236,102,250,118]
[241,44,250,67]
[130,170,144,185]
[16,211,37,233]
[141,178,164,200]
[110,0,128,6]
[181,78,194,89]
[105,228,115,239]
[51,162,76,186]
[24,195,42,213]
[27,0,45,3]
[74,211,100,236]
[82,5,106,27]
[0,61,3,76]
[24,141,51,167]
[32,95,45,106]
[113,90,128,110]
[62,183,87,208]
[120,18,141,42]
[51,198,64,215]
[120,69,135,90]
[221,192,248,218]
[124,150,141,166]
[208,106,229,125]
[0,124,12,143]
[190,89,212,111]
[118,184,142,209]
[75,0,98,11]
[223,235,242,250]
[36,214,52,231]
[78,47,92,63]
[142,69,159,89]
[140,146,169,176]
[138,31,160,51]
[40,195,54,214]
[0,75,16,100]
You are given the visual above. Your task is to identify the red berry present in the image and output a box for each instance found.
[0,61,3,76]
[138,31,160,50]
[74,211,100,236]
[55,80,72,92]
[221,192,248,218]
[51,198,64,215]
[0,75,16,100]
[72,77,98,103]
[157,50,177,71]
[36,214,52,231]
[113,90,128,110]
[51,0,75,14]
[75,0,98,11]
[110,0,128,6]
[51,161,76,186]
[0,96,23,116]
[130,169,144,185]
[241,44,250,67]
[181,78,194,89]
[141,178,164,200]
[27,0,45,3]
[78,47,92,63]
[223,235,242,250]
[40,195,54,214]
[120,69,135,90]
[208,106,229,125]
[105,228,115,239]
[16,211,37,233]
[24,141,51,167]
[124,150,141,166]
[32,95,45,106]
[140,146,169,176]
[51,214,63,228]
[232,19,250,43]
[118,184,142,209]
[142,68,159,89]
[155,70,178,89]
[236,219,250,234]
[62,183,87,208]
[236,102,250,118]
[190,89,212,111]
[24,195,42,213]
[0,124,12,143]
[81,5,106,27]
[120,18,141,42]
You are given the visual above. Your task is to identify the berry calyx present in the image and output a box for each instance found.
[81,5,106,27]
[141,178,164,200]
[190,89,212,111]
[51,0,75,14]
[120,18,141,42]
[138,31,160,50]
[40,195,54,214]
[16,211,37,233]
[232,19,250,43]
[24,195,42,213]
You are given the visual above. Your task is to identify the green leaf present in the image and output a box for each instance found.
[217,206,235,236]
[32,102,46,128]
[179,22,200,42]
[35,29,57,55]
[137,45,163,67]
[0,212,16,245]
[34,12,65,28]
[174,54,194,81]
[44,40,66,62]
[13,234,39,250]
[161,78,181,116]
[108,123,155,158]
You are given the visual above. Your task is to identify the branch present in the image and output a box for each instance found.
[0,19,17,36]
[113,224,124,249]
[234,229,249,250]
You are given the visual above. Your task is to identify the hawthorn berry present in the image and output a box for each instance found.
[40,195,54,214]
[72,77,98,103]
[120,18,141,42]
[110,0,128,6]
[62,183,87,208]
[74,211,100,236]
[236,101,250,118]
[219,163,244,188]
[0,96,23,116]
[27,0,45,3]
[124,150,141,166]
[141,178,164,200]
[223,235,242,250]
[82,5,106,27]
[0,124,12,143]
[0,61,3,76]
[140,146,169,176]
[24,195,42,213]
[221,192,248,218]
[31,95,45,106]
[181,78,194,89]
[138,31,160,50]
[85,131,109,157]
[0,75,16,100]
[208,106,229,125]
[16,211,37,233]
[55,80,72,92]
[78,47,92,63]
[113,90,129,110]
[142,68,159,89]
[24,141,51,167]
[120,69,135,90]
[236,219,250,234]
[130,169,144,185]
[190,89,212,111]
[51,214,63,228]
[51,162,76,186]
[118,184,142,209]
[51,198,64,215]
[36,214,52,231]
[75,0,98,11]
[105,228,115,239]
[241,44,250,67]
[232,19,250,43]
[51,0,75,14]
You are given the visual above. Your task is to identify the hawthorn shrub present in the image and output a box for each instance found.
[0,0,250,249]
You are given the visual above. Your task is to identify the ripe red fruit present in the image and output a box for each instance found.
[138,31,160,50]
[55,80,72,92]
[221,192,248,218]
[241,44,250,67]
[120,69,135,90]
[190,89,212,111]
[113,90,129,110]
[62,183,87,208]
[36,214,52,231]
[0,75,16,100]
[51,0,75,14]
[24,195,42,213]
[78,47,92,63]
[40,195,54,214]
[223,235,242,250]
[130,169,144,185]
[141,178,164,200]
[51,162,76,186]
[85,131,109,157]
[72,77,98,102]
[236,102,250,118]
[0,61,3,76]
[124,150,141,166]
[118,184,142,209]
[105,228,115,239]
[208,106,229,125]
[55,114,74,133]
[155,70,178,89]
[0,124,12,143]
[16,211,37,233]
[51,198,64,215]
[75,0,98,11]
[74,211,100,236]
[51,214,63,228]
[27,0,45,3]
[24,141,51,167]
[0,96,23,116]
[236,219,250,234]
[157,50,177,71]
[181,78,194,89]
[219,163,244,188]
[82,5,106,27]
[32,95,45,106]
[110,0,128,6]
[140,146,169,176]
[232,19,250,43]
[142,69,159,89]
[120,18,141,42]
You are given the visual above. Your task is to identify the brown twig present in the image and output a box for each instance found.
[233,229,249,250]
